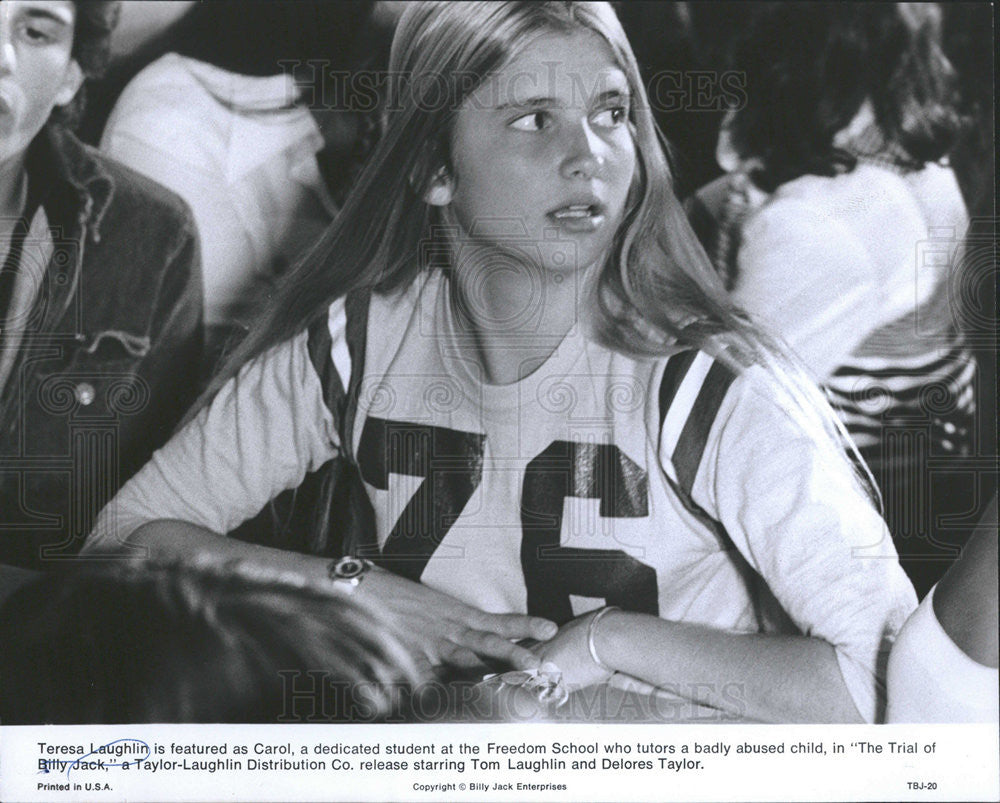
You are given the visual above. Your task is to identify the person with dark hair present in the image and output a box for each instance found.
[688,2,977,596]
[0,1,202,577]
[0,557,427,723]
[51,0,117,125]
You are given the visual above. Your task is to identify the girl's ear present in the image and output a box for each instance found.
[54,60,84,108]
[423,167,455,207]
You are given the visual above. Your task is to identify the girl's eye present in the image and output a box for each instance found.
[592,106,628,128]
[509,111,548,132]
[19,23,57,44]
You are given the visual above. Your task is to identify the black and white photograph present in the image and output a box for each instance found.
[0,1,996,801]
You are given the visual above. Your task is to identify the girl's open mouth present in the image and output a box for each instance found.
[551,204,597,219]
[547,203,606,231]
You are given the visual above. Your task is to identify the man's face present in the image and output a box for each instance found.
[0,1,82,169]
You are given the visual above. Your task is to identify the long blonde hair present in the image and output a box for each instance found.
[200,1,877,508]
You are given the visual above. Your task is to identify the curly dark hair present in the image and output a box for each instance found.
[50,1,121,127]
[724,2,965,191]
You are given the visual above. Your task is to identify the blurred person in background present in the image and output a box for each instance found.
[100,0,395,374]
[687,2,980,597]
[0,1,201,580]
[98,2,400,553]
[617,1,755,200]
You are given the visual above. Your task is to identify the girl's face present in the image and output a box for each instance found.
[440,27,637,277]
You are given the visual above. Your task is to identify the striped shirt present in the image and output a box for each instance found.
[702,159,975,461]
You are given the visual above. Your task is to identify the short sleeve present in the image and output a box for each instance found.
[84,312,347,551]
[695,368,918,722]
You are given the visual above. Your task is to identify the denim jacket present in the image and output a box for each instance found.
[0,127,203,568]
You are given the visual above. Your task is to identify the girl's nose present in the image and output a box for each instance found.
[560,121,606,181]
[0,42,14,75]
[0,20,14,74]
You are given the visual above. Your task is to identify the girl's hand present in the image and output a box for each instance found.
[355,567,557,673]
[532,608,619,688]
[123,522,554,674]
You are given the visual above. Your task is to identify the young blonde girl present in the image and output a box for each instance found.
[86,1,916,723]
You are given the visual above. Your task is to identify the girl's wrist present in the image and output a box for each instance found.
[587,606,622,676]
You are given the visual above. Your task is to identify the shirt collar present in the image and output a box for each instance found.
[180,55,302,112]
[30,126,115,240]
[832,100,923,174]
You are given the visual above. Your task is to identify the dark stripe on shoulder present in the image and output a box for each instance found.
[657,349,698,430]
[307,311,344,416]
[341,288,372,463]
[673,359,738,494]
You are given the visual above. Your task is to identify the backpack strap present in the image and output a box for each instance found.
[340,288,371,464]
[306,311,343,418]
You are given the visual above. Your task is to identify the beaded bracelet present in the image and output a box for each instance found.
[587,606,620,673]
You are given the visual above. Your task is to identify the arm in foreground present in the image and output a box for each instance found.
[932,494,999,669]
[885,495,998,723]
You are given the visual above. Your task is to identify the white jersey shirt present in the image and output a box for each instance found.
[87,270,916,721]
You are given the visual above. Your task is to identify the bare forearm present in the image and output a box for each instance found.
[126,520,331,584]
[596,611,865,723]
